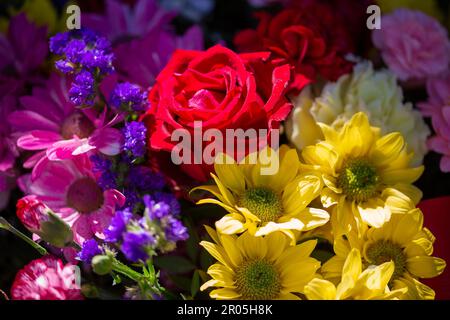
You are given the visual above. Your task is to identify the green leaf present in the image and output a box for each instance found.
[200,248,214,271]
[111,273,122,286]
[154,256,196,274]
[169,275,192,292]
[190,270,200,298]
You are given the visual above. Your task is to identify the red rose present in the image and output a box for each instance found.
[141,45,292,183]
[234,3,354,94]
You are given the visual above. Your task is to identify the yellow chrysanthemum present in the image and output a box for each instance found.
[305,248,406,300]
[285,61,430,165]
[192,146,330,243]
[200,227,320,300]
[301,112,424,234]
[321,209,446,300]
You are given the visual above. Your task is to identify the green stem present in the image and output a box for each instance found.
[111,260,143,282]
[0,217,47,255]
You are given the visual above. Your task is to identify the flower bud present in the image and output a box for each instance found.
[91,255,113,275]
[16,195,73,248]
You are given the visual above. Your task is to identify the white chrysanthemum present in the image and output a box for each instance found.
[285,61,430,165]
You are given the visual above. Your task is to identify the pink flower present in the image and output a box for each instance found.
[372,9,450,82]
[19,155,125,244]
[83,0,175,43]
[418,72,450,172]
[16,195,73,248]
[0,95,19,210]
[11,256,83,300]
[8,73,123,170]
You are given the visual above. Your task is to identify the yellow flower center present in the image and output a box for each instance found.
[239,187,282,223]
[235,259,281,300]
[338,158,379,202]
[365,240,407,280]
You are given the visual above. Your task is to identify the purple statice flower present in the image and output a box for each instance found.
[152,192,180,215]
[121,231,155,262]
[114,25,204,87]
[77,239,102,264]
[129,166,165,191]
[143,196,171,220]
[50,28,114,75]
[122,121,147,159]
[83,0,176,43]
[110,82,147,112]
[123,188,142,211]
[158,0,215,22]
[69,70,95,106]
[90,155,117,190]
[104,209,133,242]
[164,216,189,242]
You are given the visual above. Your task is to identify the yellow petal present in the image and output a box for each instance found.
[371,132,407,169]
[207,264,235,286]
[215,214,247,235]
[380,166,424,185]
[280,259,321,292]
[391,209,423,245]
[407,256,446,278]
[265,232,288,261]
[214,153,245,194]
[294,208,330,231]
[220,235,243,268]
[211,173,236,206]
[276,240,317,268]
[357,199,391,228]
[210,288,241,299]
[197,198,235,213]
[304,278,337,300]
[236,232,267,260]
[200,241,233,269]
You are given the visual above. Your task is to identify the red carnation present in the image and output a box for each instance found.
[234,3,355,94]
[141,45,292,183]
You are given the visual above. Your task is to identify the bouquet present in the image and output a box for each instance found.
[0,0,449,301]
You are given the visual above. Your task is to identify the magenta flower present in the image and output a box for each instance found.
[19,155,125,245]
[11,256,83,300]
[419,72,450,172]
[114,25,204,87]
[372,9,450,82]
[83,0,175,43]
[0,95,19,210]
[8,73,123,169]
[0,13,48,96]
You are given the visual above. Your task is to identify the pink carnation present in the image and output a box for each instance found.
[19,155,125,244]
[372,9,450,82]
[418,72,450,172]
[11,256,83,300]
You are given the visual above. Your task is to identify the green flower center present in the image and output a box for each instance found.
[235,259,281,300]
[239,187,282,223]
[365,240,407,281]
[337,158,379,202]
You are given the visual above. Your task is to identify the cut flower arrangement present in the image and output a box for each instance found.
[0,0,449,301]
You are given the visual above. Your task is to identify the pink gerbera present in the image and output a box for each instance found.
[418,72,450,172]
[11,255,83,300]
[8,72,123,170]
[19,154,125,244]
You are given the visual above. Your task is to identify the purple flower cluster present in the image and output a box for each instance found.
[91,155,118,190]
[103,194,188,263]
[122,121,147,159]
[110,82,147,112]
[78,239,103,264]
[49,29,114,106]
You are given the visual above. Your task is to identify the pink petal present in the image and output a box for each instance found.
[17,130,61,150]
[8,110,60,132]
[90,127,124,156]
